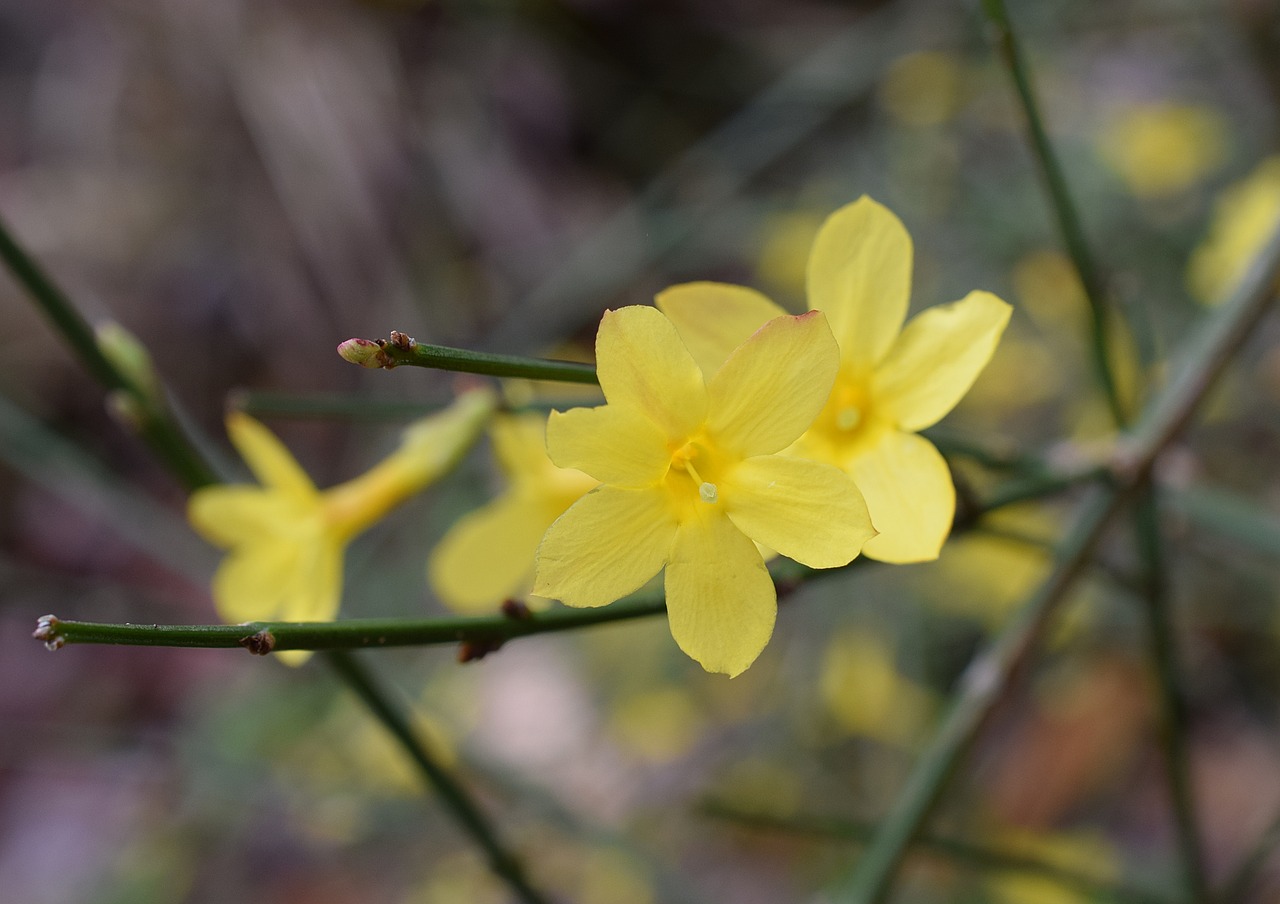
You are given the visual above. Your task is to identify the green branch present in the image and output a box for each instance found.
[704,803,1173,904]
[338,331,598,384]
[0,214,553,902]
[33,596,668,653]
[0,215,218,489]
[324,651,552,904]
[1133,488,1211,903]
[979,0,1129,427]
[830,214,1280,904]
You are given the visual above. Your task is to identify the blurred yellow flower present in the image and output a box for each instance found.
[879,51,965,127]
[428,413,596,613]
[1188,155,1280,304]
[659,196,1011,562]
[984,828,1119,904]
[820,627,936,746]
[189,388,495,664]
[534,305,874,677]
[1098,102,1226,198]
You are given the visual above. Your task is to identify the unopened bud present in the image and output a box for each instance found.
[106,389,146,429]
[337,337,390,368]
[95,322,160,403]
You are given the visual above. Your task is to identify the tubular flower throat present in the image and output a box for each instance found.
[533,305,875,677]
[188,388,496,665]
[428,413,597,613]
[658,196,1012,564]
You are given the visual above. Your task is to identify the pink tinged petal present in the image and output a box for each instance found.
[664,511,776,677]
[706,311,840,457]
[428,494,558,613]
[807,196,913,369]
[873,290,1013,431]
[546,405,671,487]
[533,485,676,607]
[853,431,955,564]
[724,455,875,568]
[595,306,708,439]
[224,412,317,498]
[655,282,788,377]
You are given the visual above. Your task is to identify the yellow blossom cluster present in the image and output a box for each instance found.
[189,197,1010,676]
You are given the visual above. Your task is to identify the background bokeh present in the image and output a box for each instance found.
[2,0,1280,901]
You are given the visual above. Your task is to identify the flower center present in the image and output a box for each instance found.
[671,440,719,505]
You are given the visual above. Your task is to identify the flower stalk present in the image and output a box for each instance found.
[338,330,599,384]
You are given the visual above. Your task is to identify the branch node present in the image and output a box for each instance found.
[33,614,65,650]
[501,599,532,620]
[239,629,276,655]
[458,637,505,663]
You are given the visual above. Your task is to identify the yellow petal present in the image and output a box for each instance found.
[664,510,775,677]
[707,311,839,457]
[655,282,787,377]
[853,431,954,563]
[546,405,671,487]
[188,486,304,548]
[225,411,316,498]
[807,196,912,369]
[428,494,561,613]
[595,306,708,439]
[212,534,342,626]
[873,290,1012,431]
[491,414,555,480]
[534,485,675,607]
[724,455,875,568]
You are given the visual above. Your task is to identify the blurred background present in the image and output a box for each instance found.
[2,0,1280,901]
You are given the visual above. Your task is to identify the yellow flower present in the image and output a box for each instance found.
[1188,155,1280,304]
[658,196,1011,563]
[1097,102,1226,199]
[533,305,874,677]
[189,388,496,664]
[428,413,597,613]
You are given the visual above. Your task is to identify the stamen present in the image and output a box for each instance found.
[836,407,861,431]
[699,482,719,503]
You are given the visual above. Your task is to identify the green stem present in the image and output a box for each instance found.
[0,213,547,898]
[324,651,553,904]
[979,0,1128,428]
[343,332,598,384]
[1133,489,1212,903]
[704,803,1173,904]
[832,485,1136,904]
[0,215,218,489]
[34,596,668,652]
[31,456,1101,656]
[831,214,1280,904]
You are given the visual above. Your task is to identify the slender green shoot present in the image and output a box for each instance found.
[0,215,218,489]
[338,332,598,384]
[325,651,553,904]
[979,0,1129,427]
[704,803,1174,904]
[1132,488,1211,903]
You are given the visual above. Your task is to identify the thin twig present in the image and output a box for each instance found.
[828,214,1280,904]
[33,595,667,653]
[339,331,598,384]
[1133,488,1212,903]
[0,215,219,489]
[324,651,554,904]
[979,0,1128,427]
[0,214,553,902]
[705,803,1173,904]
